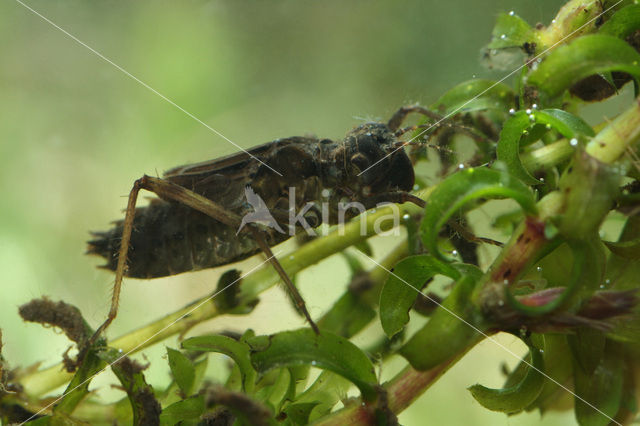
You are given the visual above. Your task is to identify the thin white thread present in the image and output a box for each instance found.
[358,0,625,176]
[20,251,282,424]
[356,251,621,425]
[13,0,283,177]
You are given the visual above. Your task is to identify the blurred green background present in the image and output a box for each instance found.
[0,1,580,424]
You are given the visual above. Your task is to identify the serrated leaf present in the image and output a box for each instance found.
[247,328,378,401]
[469,337,545,414]
[421,167,537,261]
[400,274,483,370]
[431,79,515,114]
[599,4,640,39]
[182,335,256,394]
[159,395,205,426]
[488,13,536,49]
[379,255,460,337]
[529,34,640,99]
[167,348,195,396]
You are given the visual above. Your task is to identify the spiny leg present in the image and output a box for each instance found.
[248,227,320,334]
[88,175,318,346]
[387,105,442,132]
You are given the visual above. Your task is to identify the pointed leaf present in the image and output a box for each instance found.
[379,255,460,337]
[247,328,378,401]
[488,12,536,49]
[469,337,545,414]
[166,348,195,396]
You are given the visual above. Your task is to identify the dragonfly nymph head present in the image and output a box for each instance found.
[342,122,415,196]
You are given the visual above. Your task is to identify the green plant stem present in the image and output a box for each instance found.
[521,138,574,171]
[19,191,427,398]
[586,98,640,164]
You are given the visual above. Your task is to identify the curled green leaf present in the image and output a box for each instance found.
[247,328,378,401]
[496,109,594,185]
[431,79,515,114]
[182,335,256,394]
[421,167,537,261]
[468,337,545,414]
[529,34,640,100]
[379,255,460,338]
[599,4,640,40]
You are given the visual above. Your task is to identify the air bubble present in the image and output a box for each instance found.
[413,184,420,190]
[509,10,515,16]
[569,138,578,146]
[599,284,605,289]
[402,214,410,220]
[531,104,538,110]
[525,108,532,114]
[118,349,123,353]
[452,250,458,256]
[536,266,542,272]
[508,108,516,115]
[539,349,544,353]
[500,34,507,40]
[458,163,465,169]
[551,19,556,24]
[529,114,536,122]
[311,360,317,366]
[605,279,610,284]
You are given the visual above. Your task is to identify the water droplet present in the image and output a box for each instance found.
[525,108,532,114]
[508,108,516,115]
[509,10,515,16]
[500,34,507,40]
[569,138,578,146]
